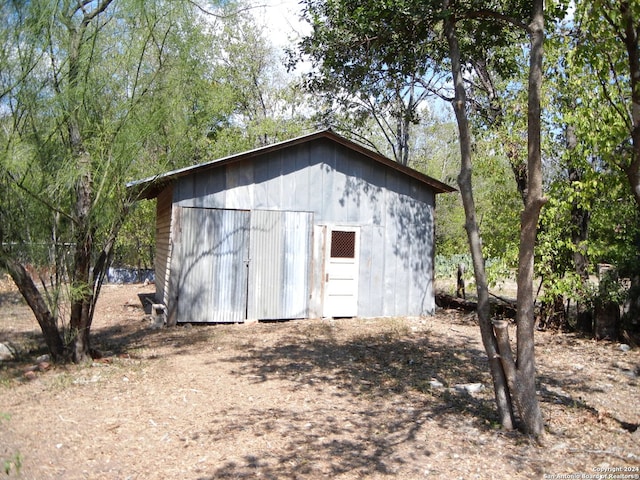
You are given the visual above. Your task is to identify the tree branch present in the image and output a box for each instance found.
[79,0,114,28]
[464,9,529,32]
[6,171,76,225]
[187,0,266,19]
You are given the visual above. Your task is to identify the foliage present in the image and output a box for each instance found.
[535,8,640,313]
[435,254,513,289]
[0,0,231,361]
[209,3,315,152]
[571,1,640,213]
[113,200,156,269]
[435,254,471,279]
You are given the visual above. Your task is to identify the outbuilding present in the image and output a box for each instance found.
[128,129,455,324]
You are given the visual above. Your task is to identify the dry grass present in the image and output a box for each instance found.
[0,281,639,479]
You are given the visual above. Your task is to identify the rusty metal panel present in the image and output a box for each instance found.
[173,208,249,323]
[247,210,312,320]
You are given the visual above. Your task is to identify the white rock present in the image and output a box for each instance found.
[454,383,485,394]
[429,379,444,389]
[0,343,15,361]
[620,344,631,352]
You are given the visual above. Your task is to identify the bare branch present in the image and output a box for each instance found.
[187,0,268,19]
[80,0,114,28]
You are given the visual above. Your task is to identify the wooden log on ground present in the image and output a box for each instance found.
[436,292,517,319]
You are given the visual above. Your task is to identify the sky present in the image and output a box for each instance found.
[249,0,310,49]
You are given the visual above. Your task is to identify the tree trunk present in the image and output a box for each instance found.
[623,274,640,335]
[511,0,545,437]
[563,119,593,333]
[0,255,65,360]
[66,7,98,363]
[456,263,466,299]
[443,5,515,431]
[69,199,94,364]
[594,300,620,341]
[620,2,640,210]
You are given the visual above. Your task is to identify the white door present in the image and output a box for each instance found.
[323,226,359,317]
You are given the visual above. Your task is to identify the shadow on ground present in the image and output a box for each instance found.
[194,324,509,479]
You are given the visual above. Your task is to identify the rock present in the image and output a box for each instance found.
[429,379,444,389]
[0,343,15,361]
[620,344,631,352]
[23,370,36,380]
[37,361,51,372]
[36,354,50,363]
[454,383,485,394]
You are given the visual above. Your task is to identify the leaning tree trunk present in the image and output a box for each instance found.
[0,255,66,360]
[443,5,515,431]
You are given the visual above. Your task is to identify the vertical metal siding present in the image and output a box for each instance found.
[247,210,282,319]
[211,209,250,322]
[174,208,249,323]
[282,211,312,318]
[248,210,312,319]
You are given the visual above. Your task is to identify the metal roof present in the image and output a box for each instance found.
[127,129,457,200]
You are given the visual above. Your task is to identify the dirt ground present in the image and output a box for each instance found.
[1,280,639,480]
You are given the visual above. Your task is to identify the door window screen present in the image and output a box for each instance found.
[330,230,356,258]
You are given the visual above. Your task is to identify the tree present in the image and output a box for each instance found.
[0,0,222,362]
[574,1,640,210]
[576,2,640,334]
[210,3,315,151]
[296,0,562,436]
[292,0,451,164]
[530,2,640,336]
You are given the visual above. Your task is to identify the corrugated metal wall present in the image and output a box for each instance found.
[170,207,312,322]
[247,210,312,320]
[169,138,438,318]
[172,208,250,323]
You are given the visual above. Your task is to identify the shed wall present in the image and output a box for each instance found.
[170,138,436,317]
[155,186,173,305]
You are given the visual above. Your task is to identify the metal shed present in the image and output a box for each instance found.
[128,130,455,324]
